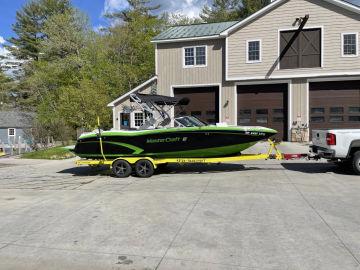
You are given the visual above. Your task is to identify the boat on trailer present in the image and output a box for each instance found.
[74,94,277,160]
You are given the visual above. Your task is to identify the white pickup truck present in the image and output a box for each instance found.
[310,129,360,175]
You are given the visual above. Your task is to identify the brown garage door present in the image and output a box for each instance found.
[237,84,288,141]
[174,86,219,124]
[309,81,360,133]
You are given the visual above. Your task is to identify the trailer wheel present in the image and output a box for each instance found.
[351,151,360,175]
[112,159,132,178]
[135,159,154,178]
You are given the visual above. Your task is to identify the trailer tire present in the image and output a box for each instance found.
[112,159,132,178]
[135,159,154,178]
[351,151,360,175]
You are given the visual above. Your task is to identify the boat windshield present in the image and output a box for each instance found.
[175,116,207,127]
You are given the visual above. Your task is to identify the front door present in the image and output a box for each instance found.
[120,113,131,130]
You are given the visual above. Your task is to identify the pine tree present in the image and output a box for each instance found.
[7,0,72,61]
[200,0,241,23]
[239,0,270,18]
[105,0,160,22]
[200,0,270,23]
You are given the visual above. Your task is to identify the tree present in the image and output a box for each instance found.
[7,0,72,60]
[200,0,270,23]
[239,0,270,18]
[105,0,160,22]
[40,10,89,60]
[57,79,112,130]
[0,71,12,108]
[105,0,163,93]
[200,0,240,23]
[162,13,203,26]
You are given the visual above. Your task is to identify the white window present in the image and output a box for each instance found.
[342,33,358,57]
[246,40,262,63]
[132,112,153,128]
[184,46,207,67]
[134,112,145,128]
[8,128,15,137]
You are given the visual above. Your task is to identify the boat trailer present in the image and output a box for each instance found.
[75,140,310,178]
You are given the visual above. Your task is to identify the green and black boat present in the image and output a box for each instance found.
[74,94,277,159]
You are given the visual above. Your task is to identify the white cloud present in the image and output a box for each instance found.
[103,0,129,15]
[0,36,5,44]
[102,0,209,18]
[0,46,10,57]
[152,0,209,18]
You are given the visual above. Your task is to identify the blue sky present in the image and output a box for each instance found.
[0,0,208,43]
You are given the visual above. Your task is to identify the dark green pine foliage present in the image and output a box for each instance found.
[239,0,271,18]
[200,0,270,23]
[105,0,160,21]
[7,0,72,61]
[200,0,241,23]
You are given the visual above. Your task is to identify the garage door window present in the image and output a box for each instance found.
[273,117,284,123]
[330,107,344,114]
[239,110,251,124]
[311,107,325,114]
[342,33,358,57]
[349,107,360,113]
[349,116,360,122]
[311,116,325,122]
[329,116,344,123]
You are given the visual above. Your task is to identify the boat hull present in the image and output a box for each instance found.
[74,126,277,159]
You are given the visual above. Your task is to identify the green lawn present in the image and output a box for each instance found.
[21,146,75,160]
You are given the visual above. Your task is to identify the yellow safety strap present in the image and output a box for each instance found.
[98,117,107,161]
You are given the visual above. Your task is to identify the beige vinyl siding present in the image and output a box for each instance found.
[157,39,236,124]
[227,0,360,79]
[291,78,309,140]
[157,39,224,92]
[222,82,237,124]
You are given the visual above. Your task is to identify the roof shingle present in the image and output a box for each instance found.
[0,111,35,128]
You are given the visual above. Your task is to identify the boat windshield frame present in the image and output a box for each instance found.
[174,116,207,127]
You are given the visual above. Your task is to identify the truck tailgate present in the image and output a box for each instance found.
[312,130,329,148]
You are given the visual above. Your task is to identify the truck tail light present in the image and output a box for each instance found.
[326,133,336,146]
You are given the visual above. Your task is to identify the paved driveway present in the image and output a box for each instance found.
[0,143,359,270]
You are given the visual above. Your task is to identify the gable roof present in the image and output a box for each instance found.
[108,76,158,107]
[0,111,35,128]
[221,0,360,35]
[152,21,238,43]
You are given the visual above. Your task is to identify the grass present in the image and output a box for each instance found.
[21,146,75,160]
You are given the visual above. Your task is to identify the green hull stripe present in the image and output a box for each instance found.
[76,142,257,159]
[79,126,277,139]
[105,142,144,154]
